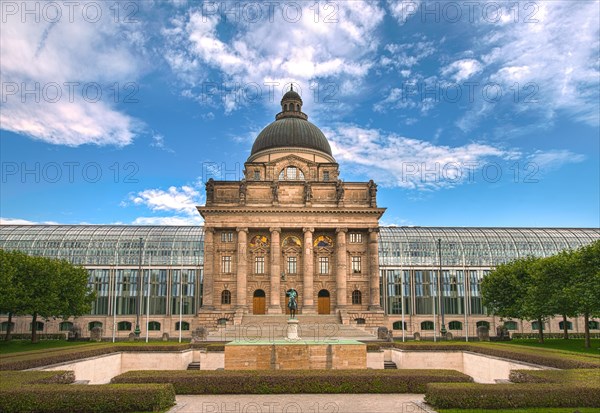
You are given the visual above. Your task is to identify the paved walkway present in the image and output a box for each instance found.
[168,394,436,413]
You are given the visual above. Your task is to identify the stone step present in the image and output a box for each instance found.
[187,362,201,370]
[384,361,397,369]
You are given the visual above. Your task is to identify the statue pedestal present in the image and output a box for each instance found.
[286,319,300,340]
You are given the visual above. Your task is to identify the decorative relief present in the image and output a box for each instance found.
[249,235,269,248]
[283,236,302,248]
[314,235,333,248]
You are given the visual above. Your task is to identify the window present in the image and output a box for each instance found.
[476,321,490,329]
[319,257,329,274]
[392,321,407,330]
[1,322,15,332]
[589,321,600,330]
[421,321,434,331]
[175,321,190,331]
[448,321,463,330]
[255,256,265,274]
[352,290,362,305]
[350,233,362,243]
[559,321,573,330]
[279,166,305,181]
[88,321,102,331]
[531,321,545,331]
[287,256,297,274]
[30,322,44,332]
[253,170,260,180]
[221,232,233,242]
[351,256,361,273]
[148,321,161,331]
[118,321,132,331]
[504,321,518,330]
[355,318,366,325]
[221,256,232,273]
[217,318,228,326]
[323,171,330,181]
[59,321,74,331]
[221,290,231,305]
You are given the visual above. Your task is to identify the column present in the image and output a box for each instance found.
[201,227,215,309]
[368,228,383,310]
[268,227,282,314]
[302,227,316,313]
[236,228,248,309]
[336,228,348,308]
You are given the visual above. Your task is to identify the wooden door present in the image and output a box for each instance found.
[253,290,266,314]
[317,289,330,314]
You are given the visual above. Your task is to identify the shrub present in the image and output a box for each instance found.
[111,369,472,394]
[425,382,600,409]
[509,368,600,385]
[0,371,175,413]
[512,332,600,339]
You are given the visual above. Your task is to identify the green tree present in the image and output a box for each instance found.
[0,250,29,341]
[567,240,600,348]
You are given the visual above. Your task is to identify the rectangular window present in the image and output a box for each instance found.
[287,256,297,274]
[287,166,297,180]
[351,256,361,273]
[221,256,232,273]
[221,232,233,242]
[350,233,362,243]
[323,171,330,181]
[255,256,265,274]
[254,170,260,180]
[319,257,329,274]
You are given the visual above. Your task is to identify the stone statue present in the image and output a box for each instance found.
[271,181,279,202]
[367,180,377,207]
[206,178,215,203]
[239,179,247,203]
[335,179,345,202]
[287,290,298,319]
[304,181,312,202]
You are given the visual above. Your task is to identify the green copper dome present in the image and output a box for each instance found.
[251,117,332,156]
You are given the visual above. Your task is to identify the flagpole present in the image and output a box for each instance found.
[179,265,183,343]
[145,254,151,343]
[401,270,405,342]
[112,249,119,343]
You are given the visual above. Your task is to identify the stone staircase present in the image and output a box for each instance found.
[207,313,378,341]
[186,361,201,370]
[384,361,398,369]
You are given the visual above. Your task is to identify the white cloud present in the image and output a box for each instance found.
[0,217,59,225]
[130,184,203,216]
[132,216,203,225]
[441,59,483,82]
[325,124,521,190]
[528,149,586,171]
[387,0,423,25]
[0,5,145,145]
[162,2,384,113]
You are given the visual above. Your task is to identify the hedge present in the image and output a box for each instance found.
[512,332,600,339]
[0,371,176,413]
[1,333,67,340]
[509,368,600,385]
[425,382,600,409]
[111,369,472,394]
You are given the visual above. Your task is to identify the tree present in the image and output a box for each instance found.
[567,240,600,348]
[1,250,95,343]
[0,250,29,341]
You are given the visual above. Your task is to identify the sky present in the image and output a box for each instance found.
[1,0,599,228]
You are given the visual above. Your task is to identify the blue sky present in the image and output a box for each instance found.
[1,0,599,227]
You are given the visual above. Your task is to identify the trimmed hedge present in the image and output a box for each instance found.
[512,332,600,339]
[509,368,600,385]
[0,371,175,413]
[111,369,472,394]
[1,334,67,340]
[425,382,600,409]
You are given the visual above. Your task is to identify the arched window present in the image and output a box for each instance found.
[421,321,434,331]
[295,104,300,111]
[589,320,600,330]
[221,290,231,305]
[88,321,102,331]
[504,321,518,330]
[531,321,545,331]
[352,290,362,305]
[1,322,15,332]
[30,322,44,332]
[176,321,190,331]
[59,321,74,331]
[355,318,366,325]
[279,166,305,181]
[448,321,462,330]
[118,321,132,331]
[476,321,490,329]
[392,321,407,330]
[148,321,161,331]
[217,318,228,326]
[559,321,573,330]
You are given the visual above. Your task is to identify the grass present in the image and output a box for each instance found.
[0,340,98,354]
[438,409,600,413]
[502,338,600,355]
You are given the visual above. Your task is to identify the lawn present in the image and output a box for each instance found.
[501,338,600,355]
[439,409,600,413]
[0,339,99,354]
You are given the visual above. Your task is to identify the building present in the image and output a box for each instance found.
[1,91,599,339]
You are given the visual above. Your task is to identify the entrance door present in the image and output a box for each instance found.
[285,289,298,315]
[317,289,330,314]
[253,289,266,314]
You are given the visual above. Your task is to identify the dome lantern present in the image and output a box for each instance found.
[276,85,308,121]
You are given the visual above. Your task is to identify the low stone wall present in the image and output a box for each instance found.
[367,350,384,369]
